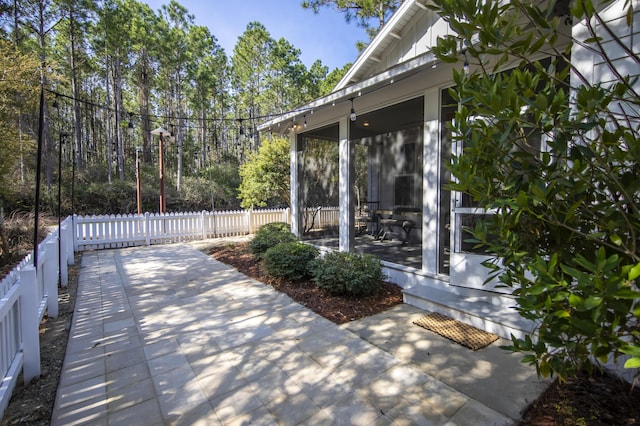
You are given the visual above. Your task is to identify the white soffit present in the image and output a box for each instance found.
[334,0,430,90]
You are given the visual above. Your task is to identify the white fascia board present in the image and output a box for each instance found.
[258,51,439,132]
[334,0,429,91]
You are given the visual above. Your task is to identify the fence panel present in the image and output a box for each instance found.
[0,282,21,420]
[250,208,291,233]
[0,223,68,419]
[303,207,339,231]
[74,208,295,249]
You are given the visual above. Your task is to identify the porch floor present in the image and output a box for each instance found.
[304,233,422,269]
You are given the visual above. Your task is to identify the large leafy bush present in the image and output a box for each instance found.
[430,0,640,379]
[249,222,297,259]
[310,251,384,297]
[263,241,319,280]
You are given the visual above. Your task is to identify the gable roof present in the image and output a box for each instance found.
[258,0,443,133]
[335,0,431,90]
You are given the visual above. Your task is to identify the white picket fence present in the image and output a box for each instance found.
[0,217,75,419]
[73,208,292,251]
[0,206,340,420]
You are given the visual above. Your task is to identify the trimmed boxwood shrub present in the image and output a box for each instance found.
[249,222,297,259]
[310,251,384,297]
[263,242,319,281]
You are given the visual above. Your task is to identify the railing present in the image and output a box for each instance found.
[0,217,75,419]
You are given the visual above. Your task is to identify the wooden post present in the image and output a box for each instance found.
[20,266,41,384]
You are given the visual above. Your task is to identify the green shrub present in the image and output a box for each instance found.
[249,222,297,258]
[257,221,291,234]
[263,242,319,281]
[310,251,384,297]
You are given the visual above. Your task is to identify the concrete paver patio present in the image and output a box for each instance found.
[51,242,547,425]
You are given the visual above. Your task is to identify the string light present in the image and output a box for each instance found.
[462,49,470,74]
[349,97,357,122]
[45,88,313,128]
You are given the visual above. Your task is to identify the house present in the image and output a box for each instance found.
[258,0,639,341]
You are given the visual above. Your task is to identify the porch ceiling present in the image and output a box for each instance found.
[295,96,424,142]
[350,96,424,140]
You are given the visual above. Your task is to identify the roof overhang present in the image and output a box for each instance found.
[334,0,431,90]
[258,51,440,134]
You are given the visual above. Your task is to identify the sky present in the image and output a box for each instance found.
[142,0,370,71]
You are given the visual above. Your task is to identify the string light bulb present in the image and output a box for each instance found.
[349,97,357,122]
[462,49,470,74]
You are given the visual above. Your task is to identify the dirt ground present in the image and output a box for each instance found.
[1,240,638,425]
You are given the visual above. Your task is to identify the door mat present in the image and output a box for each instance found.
[413,312,499,351]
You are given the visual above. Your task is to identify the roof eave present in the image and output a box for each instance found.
[334,0,430,91]
[257,51,439,133]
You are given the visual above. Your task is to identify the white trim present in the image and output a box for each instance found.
[335,0,429,90]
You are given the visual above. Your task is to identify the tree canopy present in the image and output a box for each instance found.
[0,0,359,262]
[301,0,401,46]
[238,136,291,209]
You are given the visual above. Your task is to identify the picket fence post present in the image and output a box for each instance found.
[60,223,69,287]
[67,219,75,266]
[72,214,78,252]
[44,240,59,319]
[19,266,40,384]
[145,212,150,246]
[246,210,252,234]
[201,211,206,240]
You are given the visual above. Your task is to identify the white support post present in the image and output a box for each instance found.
[45,240,59,318]
[20,266,41,384]
[247,210,252,234]
[338,116,355,252]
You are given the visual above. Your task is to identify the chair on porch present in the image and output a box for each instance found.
[355,201,380,236]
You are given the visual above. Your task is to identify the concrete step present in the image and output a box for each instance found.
[402,284,536,341]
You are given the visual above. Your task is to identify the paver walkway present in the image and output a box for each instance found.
[51,243,546,425]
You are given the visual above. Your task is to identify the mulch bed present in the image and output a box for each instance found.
[208,242,403,325]
[517,370,640,425]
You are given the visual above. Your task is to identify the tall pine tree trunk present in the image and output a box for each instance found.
[69,8,83,170]
[137,52,152,163]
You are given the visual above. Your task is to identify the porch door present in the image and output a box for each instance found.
[448,130,506,293]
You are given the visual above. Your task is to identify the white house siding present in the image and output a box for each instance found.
[363,10,451,77]
[572,0,640,119]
